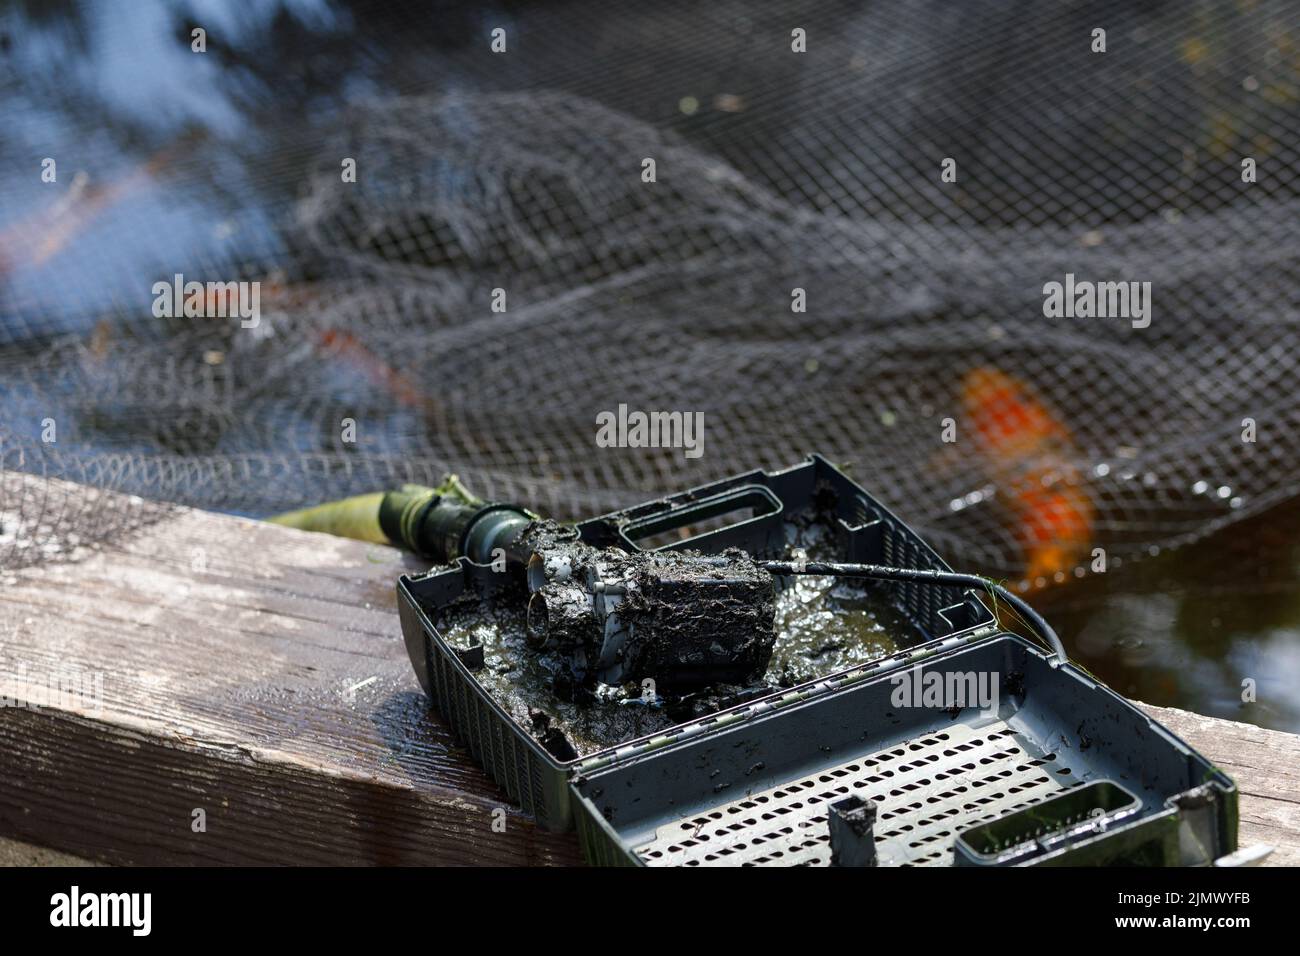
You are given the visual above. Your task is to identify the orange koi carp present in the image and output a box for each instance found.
[960,367,1094,586]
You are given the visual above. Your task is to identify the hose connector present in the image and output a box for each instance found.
[378,484,532,564]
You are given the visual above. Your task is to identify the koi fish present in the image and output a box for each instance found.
[83,275,433,417]
[960,367,1094,586]
[0,131,204,276]
[179,274,432,412]
[316,327,429,410]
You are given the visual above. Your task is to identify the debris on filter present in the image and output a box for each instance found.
[610,546,775,688]
[520,519,777,688]
[770,572,915,687]
[438,594,682,759]
[433,520,927,758]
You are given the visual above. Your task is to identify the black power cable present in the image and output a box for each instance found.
[760,560,1067,665]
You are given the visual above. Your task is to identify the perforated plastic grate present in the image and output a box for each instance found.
[636,722,1082,867]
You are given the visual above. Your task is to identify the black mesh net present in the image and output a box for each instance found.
[2,0,1298,599]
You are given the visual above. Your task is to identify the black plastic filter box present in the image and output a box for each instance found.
[397,455,1238,866]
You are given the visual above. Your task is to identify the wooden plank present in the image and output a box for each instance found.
[0,489,581,865]
[1,479,1296,866]
[1137,703,1300,867]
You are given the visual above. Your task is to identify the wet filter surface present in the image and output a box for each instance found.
[432,521,925,759]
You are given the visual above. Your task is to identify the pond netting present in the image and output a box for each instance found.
[1,0,1298,589]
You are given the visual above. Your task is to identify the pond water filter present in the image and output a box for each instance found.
[396,455,1239,866]
[383,477,1064,692]
[378,487,783,689]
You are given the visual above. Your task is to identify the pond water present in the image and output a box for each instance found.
[2,1,1296,733]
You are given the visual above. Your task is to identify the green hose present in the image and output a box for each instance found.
[268,475,485,549]
[268,491,391,543]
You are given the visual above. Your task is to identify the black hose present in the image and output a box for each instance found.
[760,560,1067,665]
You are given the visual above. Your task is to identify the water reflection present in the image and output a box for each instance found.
[1041,497,1300,733]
